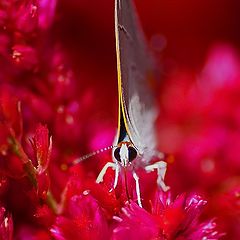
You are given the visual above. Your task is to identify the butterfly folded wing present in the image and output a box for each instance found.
[115,0,158,163]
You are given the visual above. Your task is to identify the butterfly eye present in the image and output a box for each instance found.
[114,147,121,162]
[128,146,137,162]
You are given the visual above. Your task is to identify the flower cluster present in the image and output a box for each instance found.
[158,45,240,238]
[0,0,237,239]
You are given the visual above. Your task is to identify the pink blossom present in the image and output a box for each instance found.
[51,195,109,240]
[113,193,222,240]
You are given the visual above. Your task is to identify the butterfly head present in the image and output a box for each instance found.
[114,141,138,167]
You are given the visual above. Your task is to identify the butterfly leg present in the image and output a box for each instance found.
[96,162,121,192]
[145,161,170,192]
[96,162,117,184]
[113,164,120,189]
[133,172,143,208]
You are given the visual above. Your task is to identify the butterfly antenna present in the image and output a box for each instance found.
[68,145,116,167]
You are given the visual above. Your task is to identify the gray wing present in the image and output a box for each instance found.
[115,0,158,163]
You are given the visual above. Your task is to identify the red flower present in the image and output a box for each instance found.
[158,45,240,238]
[0,207,13,240]
[51,194,109,240]
[31,124,52,175]
[113,192,223,240]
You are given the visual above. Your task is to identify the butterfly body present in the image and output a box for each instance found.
[114,0,158,160]
[96,0,169,207]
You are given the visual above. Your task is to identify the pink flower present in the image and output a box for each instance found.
[14,225,51,240]
[113,192,222,240]
[158,45,240,238]
[51,194,109,240]
[38,0,57,29]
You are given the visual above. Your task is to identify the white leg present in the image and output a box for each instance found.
[96,162,116,183]
[113,164,120,189]
[145,161,170,192]
[133,172,142,208]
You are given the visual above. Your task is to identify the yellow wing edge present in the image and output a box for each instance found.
[115,0,132,143]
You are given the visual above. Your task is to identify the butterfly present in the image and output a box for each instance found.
[95,0,169,207]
